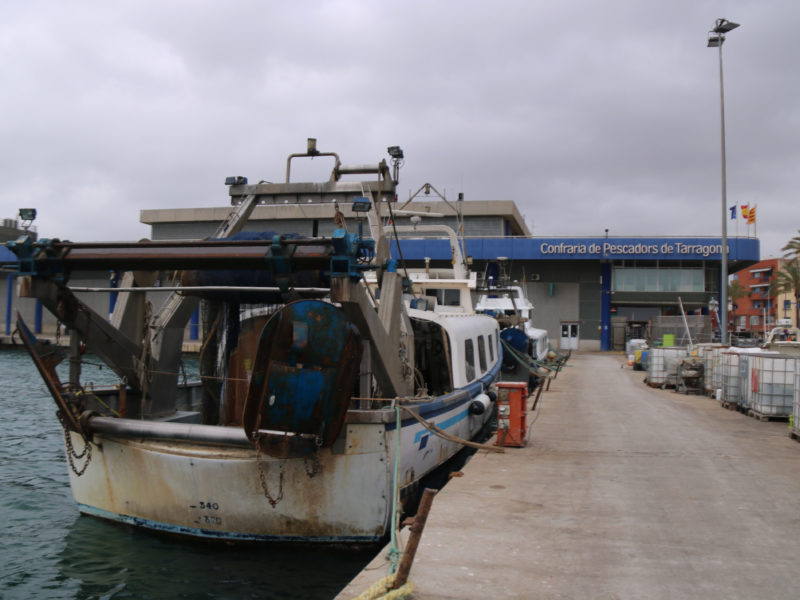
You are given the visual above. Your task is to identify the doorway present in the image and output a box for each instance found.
[560,322,579,351]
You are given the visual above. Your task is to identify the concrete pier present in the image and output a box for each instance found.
[338,352,800,599]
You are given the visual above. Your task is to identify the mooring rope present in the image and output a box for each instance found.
[398,404,504,453]
[352,574,415,600]
[387,405,403,574]
[353,405,414,600]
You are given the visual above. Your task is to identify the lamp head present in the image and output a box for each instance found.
[714,19,740,33]
[387,146,404,160]
[18,208,36,222]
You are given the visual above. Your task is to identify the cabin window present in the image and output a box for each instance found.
[425,288,461,307]
[464,339,475,381]
[411,318,453,396]
[477,335,487,373]
[488,334,494,362]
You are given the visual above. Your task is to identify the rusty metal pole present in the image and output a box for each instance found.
[531,380,545,411]
[391,487,437,589]
[69,328,81,388]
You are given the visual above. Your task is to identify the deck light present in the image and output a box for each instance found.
[387,146,404,159]
[18,208,37,222]
[351,197,372,212]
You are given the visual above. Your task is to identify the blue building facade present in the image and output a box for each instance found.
[395,236,760,351]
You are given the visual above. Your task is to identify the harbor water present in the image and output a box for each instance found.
[0,348,376,600]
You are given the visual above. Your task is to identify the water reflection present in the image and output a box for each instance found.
[58,515,377,600]
[0,349,376,600]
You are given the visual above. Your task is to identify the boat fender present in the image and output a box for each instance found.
[486,390,497,402]
[469,393,492,415]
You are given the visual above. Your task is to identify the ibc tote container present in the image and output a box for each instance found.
[793,359,800,433]
[647,347,688,387]
[695,344,726,395]
[738,353,753,410]
[721,351,742,404]
[711,347,726,395]
[625,338,647,357]
[720,348,762,405]
[749,353,797,417]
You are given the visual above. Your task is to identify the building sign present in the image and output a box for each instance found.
[537,240,726,259]
[395,237,759,262]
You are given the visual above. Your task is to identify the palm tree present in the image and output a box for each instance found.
[782,230,800,260]
[769,260,800,327]
[728,279,748,333]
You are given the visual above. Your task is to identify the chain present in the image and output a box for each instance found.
[254,434,284,508]
[60,413,92,477]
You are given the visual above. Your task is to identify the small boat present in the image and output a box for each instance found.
[8,142,501,542]
[474,265,550,387]
[761,326,800,356]
[475,284,549,362]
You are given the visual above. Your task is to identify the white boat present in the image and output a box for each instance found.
[10,142,501,542]
[475,284,549,363]
[762,326,800,356]
[473,273,550,389]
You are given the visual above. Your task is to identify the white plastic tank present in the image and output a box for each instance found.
[625,338,648,357]
[647,347,688,387]
[694,344,726,394]
[749,353,798,417]
[720,347,762,406]
[794,359,800,431]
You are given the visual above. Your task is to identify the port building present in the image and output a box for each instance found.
[138,197,760,351]
[1,198,760,351]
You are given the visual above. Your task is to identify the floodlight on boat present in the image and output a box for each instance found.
[352,197,372,212]
[18,208,37,222]
[387,146,404,159]
[225,176,248,185]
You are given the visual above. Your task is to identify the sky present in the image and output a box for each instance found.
[1,0,798,257]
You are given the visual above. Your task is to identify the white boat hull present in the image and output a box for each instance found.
[66,372,497,542]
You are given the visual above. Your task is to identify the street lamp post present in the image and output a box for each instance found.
[707,17,740,346]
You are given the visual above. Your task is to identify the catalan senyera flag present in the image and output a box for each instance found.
[740,204,750,220]
[747,205,756,224]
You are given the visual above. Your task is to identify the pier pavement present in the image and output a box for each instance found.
[338,352,800,599]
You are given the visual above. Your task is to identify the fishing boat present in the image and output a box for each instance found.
[473,261,550,387]
[8,142,501,543]
[475,284,549,362]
